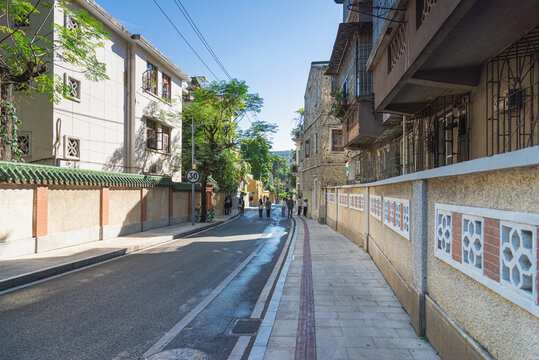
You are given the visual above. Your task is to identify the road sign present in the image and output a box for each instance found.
[186,169,200,183]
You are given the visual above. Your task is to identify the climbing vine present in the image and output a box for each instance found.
[0,101,22,160]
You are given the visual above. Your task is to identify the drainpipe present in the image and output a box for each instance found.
[403,116,407,174]
[126,37,137,173]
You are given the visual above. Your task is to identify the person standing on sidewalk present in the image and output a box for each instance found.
[297,196,303,216]
[287,196,295,219]
[281,197,286,217]
[303,198,308,218]
[238,197,244,216]
[265,197,272,219]
[258,199,263,219]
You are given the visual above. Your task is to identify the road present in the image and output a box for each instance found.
[0,206,291,360]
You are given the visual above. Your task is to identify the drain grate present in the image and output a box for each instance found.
[226,318,261,336]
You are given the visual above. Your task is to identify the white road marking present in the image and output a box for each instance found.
[143,216,282,358]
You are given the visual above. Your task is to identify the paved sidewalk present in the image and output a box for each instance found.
[0,212,240,291]
[260,217,439,360]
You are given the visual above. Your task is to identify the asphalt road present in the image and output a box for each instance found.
[0,206,291,360]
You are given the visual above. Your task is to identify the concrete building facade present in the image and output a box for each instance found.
[14,0,190,176]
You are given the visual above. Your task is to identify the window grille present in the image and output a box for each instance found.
[64,15,79,30]
[65,137,80,159]
[486,26,539,156]
[67,77,81,100]
[388,23,406,72]
[144,62,158,95]
[17,133,30,156]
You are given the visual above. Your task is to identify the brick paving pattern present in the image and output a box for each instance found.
[264,217,439,360]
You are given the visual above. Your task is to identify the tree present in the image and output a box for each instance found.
[0,1,109,160]
[240,136,271,184]
[237,120,277,144]
[269,153,288,200]
[182,79,262,221]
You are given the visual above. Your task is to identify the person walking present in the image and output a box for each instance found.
[237,197,244,216]
[303,198,308,217]
[258,199,263,219]
[224,196,230,215]
[265,197,272,219]
[228,196,233,215]
[281,197,286,217]
[297,196,303,216]
[287,196,295,219]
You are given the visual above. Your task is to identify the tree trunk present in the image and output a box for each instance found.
[0,83,14,161]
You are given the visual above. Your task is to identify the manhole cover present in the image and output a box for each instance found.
[145,348,210,360]
[226,318,261,336]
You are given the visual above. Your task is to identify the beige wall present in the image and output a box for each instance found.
[369,183,414,285]
[48,187,100,235]
[337,187,367,247]
[213,191,226,215]
[147,186,168,221]
[109,188,141,226]
[0,185,34,242]
[173,191,189,218]
[426,166,539,360]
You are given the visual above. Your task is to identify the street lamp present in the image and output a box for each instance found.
[190,117,230,225]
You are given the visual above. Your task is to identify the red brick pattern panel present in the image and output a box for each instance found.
[35,185,48,237]
[100,187,109,226]
[141,188,148,223]
[483,218,500,282]
[452,212,462,263]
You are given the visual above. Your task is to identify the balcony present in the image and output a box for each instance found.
[368,0,539,115]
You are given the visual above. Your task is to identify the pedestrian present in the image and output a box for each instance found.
[228,196,233,215]
[303,198,308,217]
[238,197,244,216]
[281,197,286,217]
[297,196,303,216]
[265,197,272,219]
[287,195,295,219]
[258,199,263,219]
[224,196,230,215]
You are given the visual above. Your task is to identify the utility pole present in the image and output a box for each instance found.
[191,117,195,225]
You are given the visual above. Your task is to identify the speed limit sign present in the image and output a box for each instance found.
[186,169,200,183]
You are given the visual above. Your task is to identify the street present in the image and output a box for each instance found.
[0,207,290,360]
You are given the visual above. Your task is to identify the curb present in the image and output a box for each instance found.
[0,213,241,292]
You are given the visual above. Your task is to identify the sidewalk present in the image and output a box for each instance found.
[253,216,440,360]
[0,212,240,292]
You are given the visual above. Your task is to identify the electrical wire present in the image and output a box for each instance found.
[173,0,232,80]
[152,0,220,81]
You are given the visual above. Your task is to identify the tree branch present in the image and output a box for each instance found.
[0,0,41,45]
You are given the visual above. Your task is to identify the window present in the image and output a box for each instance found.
[162,126,171,153]
[64,14,79,30]
[314,133,318,155]
[66,76,81,101]
[305,139,310,158]
[147,119,157,150]
[162,73,171,100]
[13,16,30,28]
[331,129,343,151]
[64,136,80,159]
[146,118,171,153]
[145,62,158,95]
[17,132,31,156]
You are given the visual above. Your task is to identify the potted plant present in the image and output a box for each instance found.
[336,88,348,106]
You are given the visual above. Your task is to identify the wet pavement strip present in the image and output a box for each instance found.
[142,211,287,359]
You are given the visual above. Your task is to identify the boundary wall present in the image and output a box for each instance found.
[0,162,226,259]
[322,146,539,360]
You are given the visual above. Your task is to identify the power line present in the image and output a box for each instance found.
[173,0,232,80]
[152,0,220,81]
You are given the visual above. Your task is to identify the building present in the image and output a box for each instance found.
[270,150,294,167]
[295,61,348,219]
[323,1,539,360]
[15,0,190,176]
[326,1,384,183]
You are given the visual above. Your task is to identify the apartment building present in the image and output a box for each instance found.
[15,0,190,176]
[324,1,539,359]
[296,61,347,219]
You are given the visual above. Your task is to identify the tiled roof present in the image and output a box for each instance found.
[0,161,198,189]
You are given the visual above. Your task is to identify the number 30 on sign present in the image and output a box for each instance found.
[186,169,200,183]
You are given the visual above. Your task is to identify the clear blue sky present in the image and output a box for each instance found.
[96,0,342,151]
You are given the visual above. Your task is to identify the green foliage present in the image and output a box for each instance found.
[0,1,110,160]
[241,136,271,183]
[0,101,21,159]
[181,79,262,220]
[237,120,277,144]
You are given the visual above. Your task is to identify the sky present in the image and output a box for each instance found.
[96,0,343,151]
